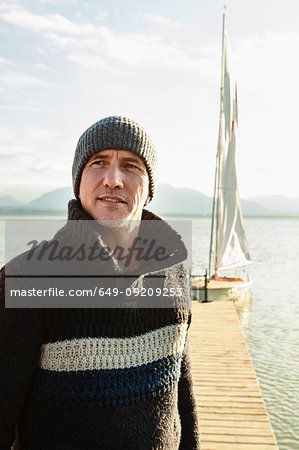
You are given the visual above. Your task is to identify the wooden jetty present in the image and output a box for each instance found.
[189,301,279,449]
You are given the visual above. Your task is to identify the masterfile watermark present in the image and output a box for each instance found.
[4,219,192,308]
[26,236,170,267]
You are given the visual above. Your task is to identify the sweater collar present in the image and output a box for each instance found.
[65,199,188,275]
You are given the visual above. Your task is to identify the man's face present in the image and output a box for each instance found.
[79,149,150,222]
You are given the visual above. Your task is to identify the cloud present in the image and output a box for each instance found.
[0,3,81,33]
[95,11,108,21]
[0,71,50,88]
[0,105,51,112]
[232,31,299,88]
[38,0,78,4]
[0,64,51,104]
[33,62,55,72]
[0,56,16,66]
[0,125,73,189]
[0,2,211,72]
[0,151,28,159]
[144,13,181,28]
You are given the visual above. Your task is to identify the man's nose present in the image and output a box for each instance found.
[102,165,124,189]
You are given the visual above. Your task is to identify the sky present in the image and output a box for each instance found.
[0,0,298,202]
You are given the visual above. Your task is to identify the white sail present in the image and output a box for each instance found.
[216,80,251,271]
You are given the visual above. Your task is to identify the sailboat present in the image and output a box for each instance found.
[192,13,252,302]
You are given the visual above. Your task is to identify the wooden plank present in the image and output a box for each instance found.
[189,301,279,448]
[199,414,270,422]
[201,434,277,444]
[200,419,273,429]
[200,426,276,437]
[201,444,277,450]
[194,382,260,388]
[198,407,268,414]
[197,398,265,405]
[196,390,262,397]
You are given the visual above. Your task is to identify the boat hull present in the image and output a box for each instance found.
[191,277,252,302]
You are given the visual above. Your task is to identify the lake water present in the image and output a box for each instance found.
[0,213,298,449]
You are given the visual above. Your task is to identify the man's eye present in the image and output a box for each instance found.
[91,160,104,166]
[125,163,138,169]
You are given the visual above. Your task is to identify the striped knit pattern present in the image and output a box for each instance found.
[34,354,182,407]
[33,323,187,407]
[39,323,187,371]
[72,116,157,201]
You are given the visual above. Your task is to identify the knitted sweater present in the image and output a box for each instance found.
[0,200,200,450]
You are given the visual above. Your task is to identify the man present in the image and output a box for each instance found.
[0,116,200,449]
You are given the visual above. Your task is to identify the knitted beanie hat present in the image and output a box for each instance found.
[72,116,157,202]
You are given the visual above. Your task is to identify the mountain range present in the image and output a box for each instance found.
[0,185,298,216]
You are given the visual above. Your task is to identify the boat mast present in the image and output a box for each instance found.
[208,11,226,278]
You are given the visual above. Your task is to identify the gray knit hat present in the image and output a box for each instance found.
[72,116,157,202]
